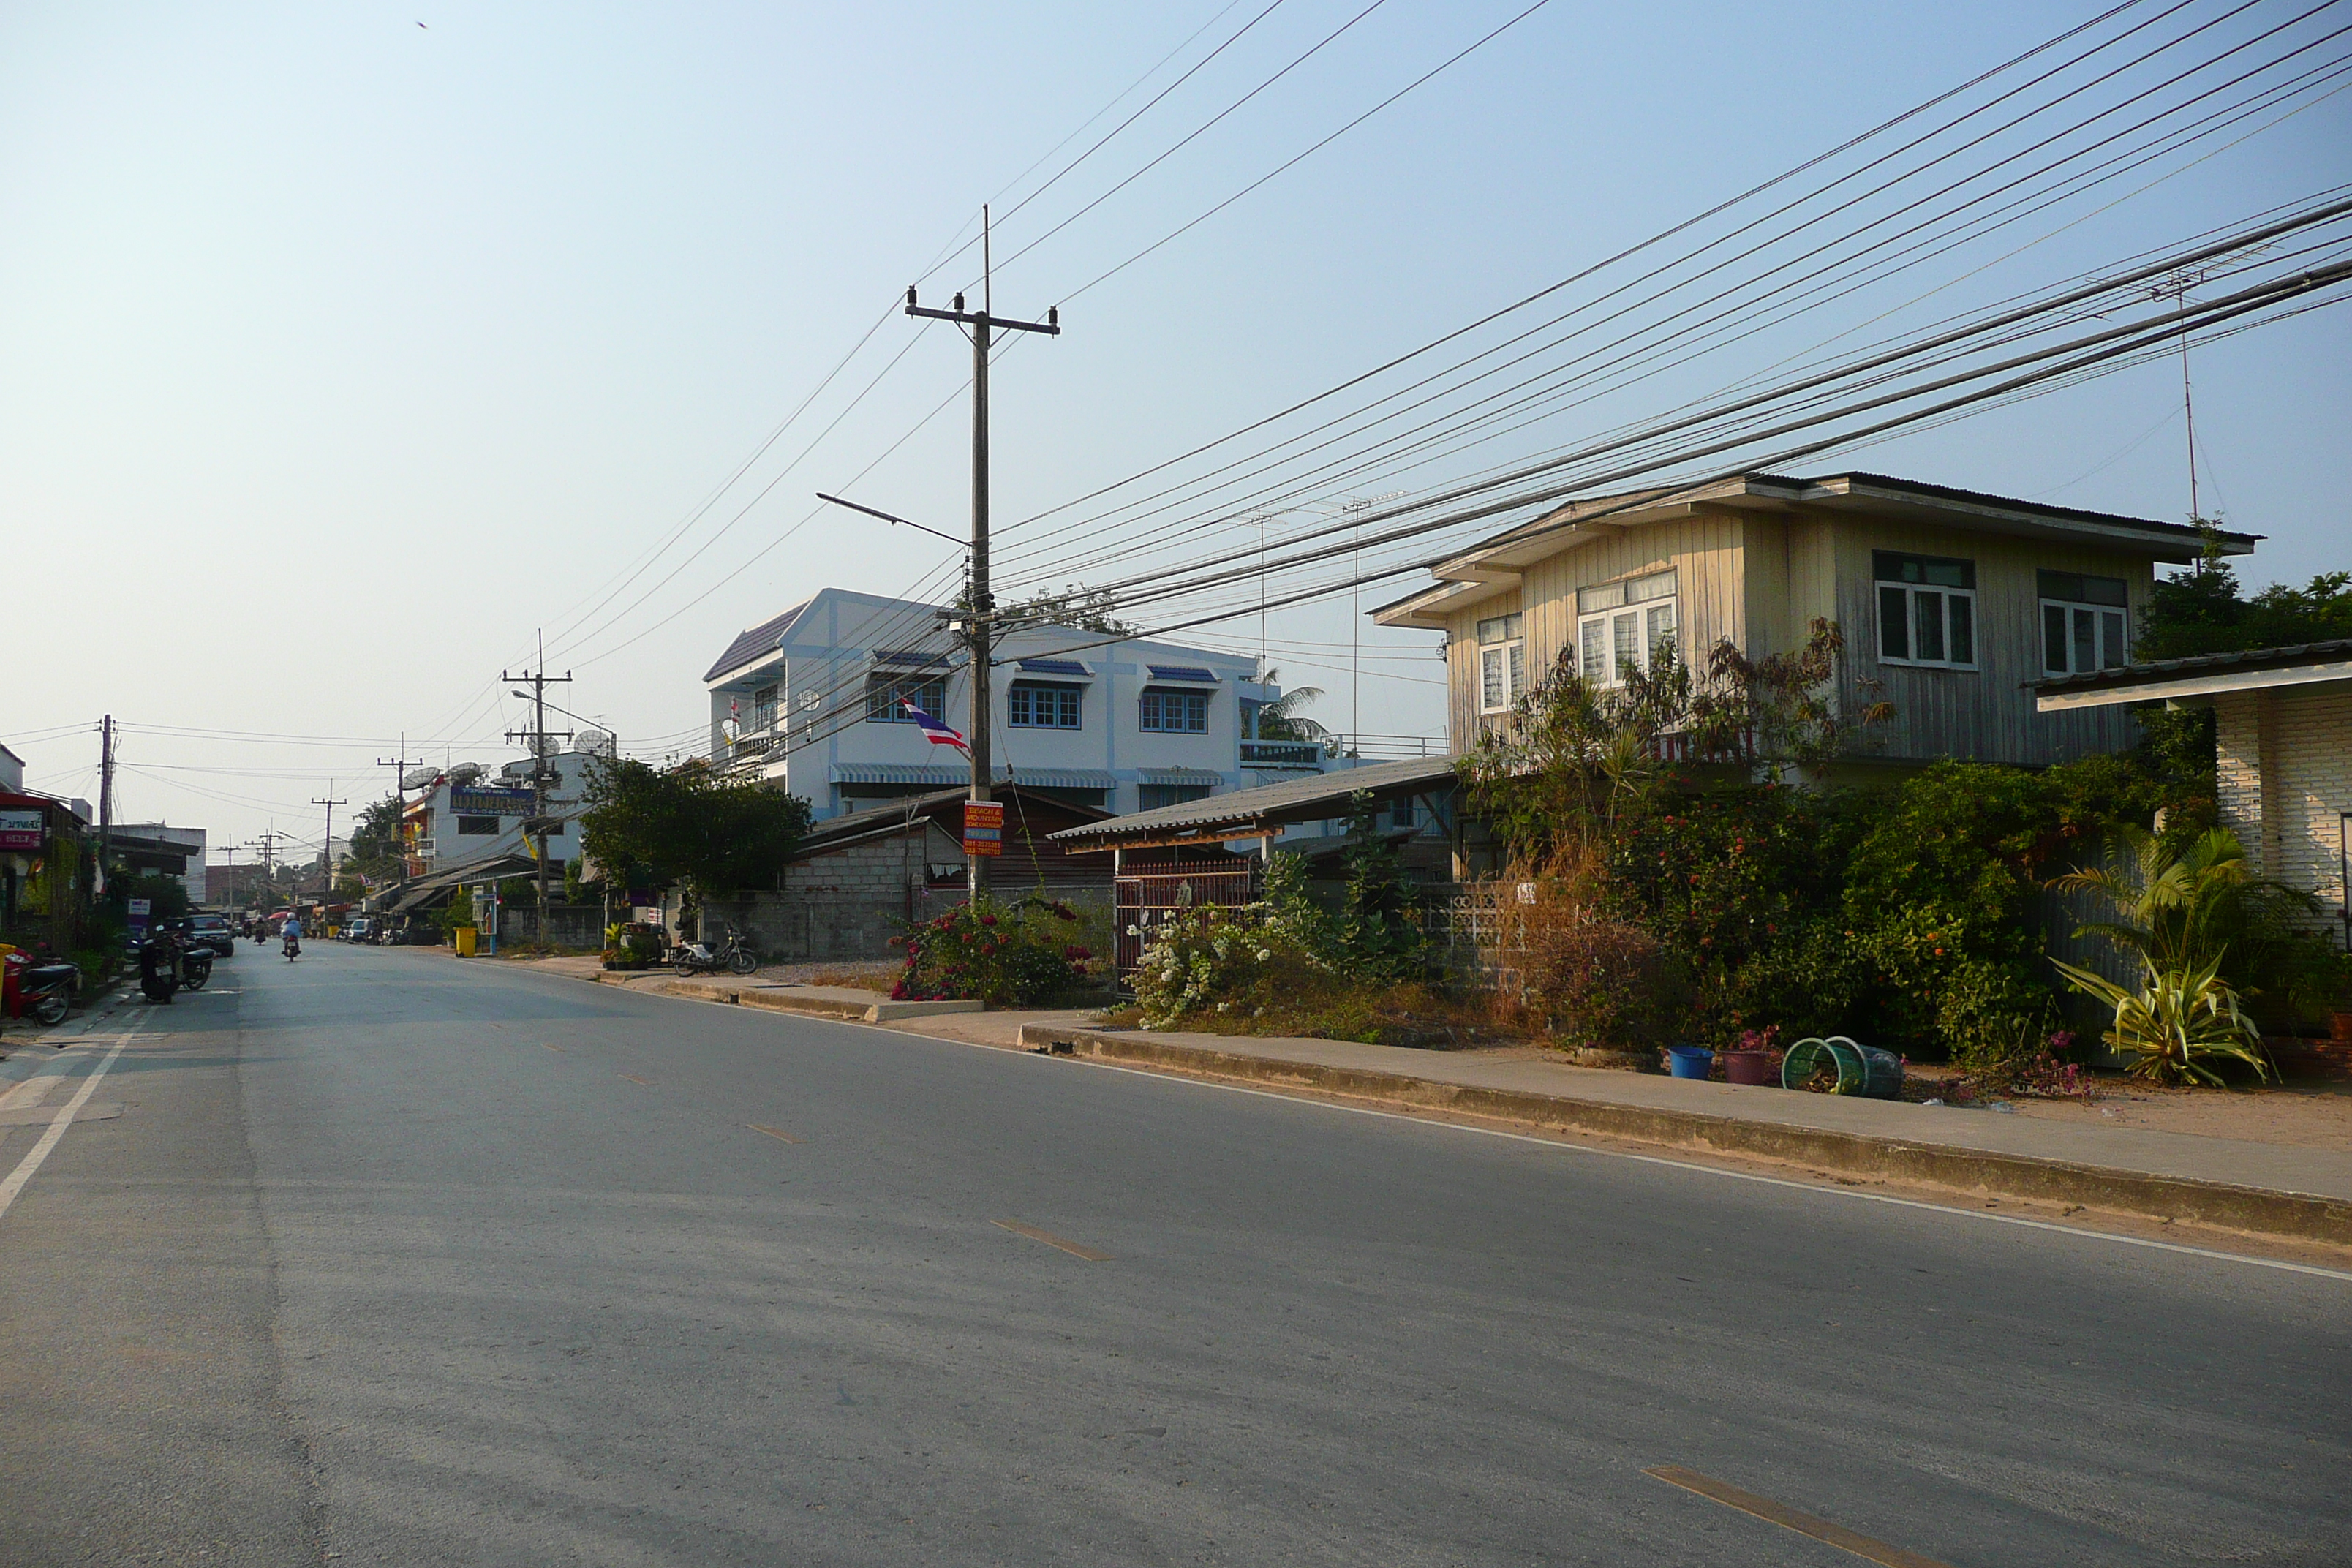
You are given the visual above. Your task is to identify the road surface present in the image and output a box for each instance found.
[1,943,2344,1564]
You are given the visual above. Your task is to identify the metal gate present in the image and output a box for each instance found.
[1114,867,1257,975]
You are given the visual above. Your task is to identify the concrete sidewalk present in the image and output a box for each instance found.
[516,953,981,1024]
[1015,1022,2352,1245]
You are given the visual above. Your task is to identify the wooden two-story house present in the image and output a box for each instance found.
[1373,472,2258,769]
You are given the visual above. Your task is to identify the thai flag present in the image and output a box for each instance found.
[901,698,968,753]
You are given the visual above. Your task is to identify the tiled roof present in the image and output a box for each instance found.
[704,600,812,684]
[1050,756,1458,848]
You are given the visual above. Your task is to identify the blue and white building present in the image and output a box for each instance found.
[703,589,1330,821]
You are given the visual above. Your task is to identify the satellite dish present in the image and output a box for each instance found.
[575,728,614,757]
[401,766,439,790]
[445,763,485,786]
[721,718,741,745]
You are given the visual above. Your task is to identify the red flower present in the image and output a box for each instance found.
[980,913,998,927]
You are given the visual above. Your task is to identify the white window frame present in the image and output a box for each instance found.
[1476,611,1526,714]
[1873,553,1978,671]
[1575,569,1677,688]
[2036,570,2130,676]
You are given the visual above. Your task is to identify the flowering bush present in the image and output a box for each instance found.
[890,896,1091,1005]
[1129,904,1312,1029]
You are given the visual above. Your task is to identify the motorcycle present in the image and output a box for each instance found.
[180,946,213,990]
[283,932,301,962]
[674,925,758,978]
[138,935,181,1004]
[6,950,80,1027]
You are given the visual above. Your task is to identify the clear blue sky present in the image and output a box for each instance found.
[4,1,2345,854]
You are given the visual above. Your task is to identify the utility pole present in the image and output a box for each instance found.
[504,636,573,946]
[216,843,238,908]
[249,827,290,908]
[377,734,423,892]
[97,715,114,894]
[310,787,347,903]
[905,204,1061,900]
[2152,269,2212,523]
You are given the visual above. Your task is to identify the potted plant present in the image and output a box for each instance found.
[1718,1025,1780,1085]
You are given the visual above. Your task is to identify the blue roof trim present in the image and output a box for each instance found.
[1017,657,1090,676]
[1146,664,1218,683]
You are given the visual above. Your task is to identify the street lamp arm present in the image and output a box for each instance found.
[815,492,968,549]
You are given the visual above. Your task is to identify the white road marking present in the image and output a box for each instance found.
[0,1033,138,1225]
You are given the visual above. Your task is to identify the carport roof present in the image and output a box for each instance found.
[1047,757,1458,852]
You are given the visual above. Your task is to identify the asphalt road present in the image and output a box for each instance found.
[1,943,2346,1566]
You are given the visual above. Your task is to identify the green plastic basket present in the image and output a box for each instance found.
[1781,1036,1903,1098]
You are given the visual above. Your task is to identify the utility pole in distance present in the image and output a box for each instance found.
[504,640,572,947]
[97,715,114,895]
[377,734,423,893]
[310,788,347,905]
[905,206,1060,901]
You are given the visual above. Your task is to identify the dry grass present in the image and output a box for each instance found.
[802,966,897,993]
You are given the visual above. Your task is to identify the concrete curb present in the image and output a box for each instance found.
[1022,1024,2352,1248]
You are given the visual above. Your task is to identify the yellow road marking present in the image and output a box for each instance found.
[746,1123,799,1144]
[618,1073,651,1085]
[1644,1466,1953,1568]
[992,1218,1112,1262]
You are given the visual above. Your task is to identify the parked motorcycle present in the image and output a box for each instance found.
[180,946,213,990]
[5,949,80,1026]
[674,925,758,978]
[138,935,181,1004]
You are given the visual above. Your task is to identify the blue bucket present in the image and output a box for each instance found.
[1666,1045,1714,1079]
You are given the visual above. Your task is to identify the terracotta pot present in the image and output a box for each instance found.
[1720,1049,1777,1086]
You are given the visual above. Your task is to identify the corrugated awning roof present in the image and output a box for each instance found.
[1049,756,1458,851]
[2033,638,2352,711]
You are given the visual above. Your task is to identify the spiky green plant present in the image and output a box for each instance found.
[2049,950,2273,1087]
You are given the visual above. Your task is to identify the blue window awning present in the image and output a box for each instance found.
[1146,664,1218,683]
[1016,657,1090,676]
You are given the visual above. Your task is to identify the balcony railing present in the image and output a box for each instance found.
[1240,740,1326,768]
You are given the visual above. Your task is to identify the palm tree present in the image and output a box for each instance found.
[2049,826,2274,1085]
[1252,668,1337,753]
[2050,826,2250,970]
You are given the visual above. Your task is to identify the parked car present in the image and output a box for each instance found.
[342,918,374,943]
[170,913,238,958]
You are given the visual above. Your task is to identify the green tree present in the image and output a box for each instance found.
[2139,527,2352,659]
[343,794,406,883]
[578,758,813,895]
[998,582,1138,636]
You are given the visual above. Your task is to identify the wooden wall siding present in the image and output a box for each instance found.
[1440,513,1752,745]
[1833,518,2150,766]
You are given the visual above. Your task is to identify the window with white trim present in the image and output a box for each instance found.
[2038,569,2129,676]
[1874,551,1976,669]
[752,683,778,733]
[1476,612,1526,712]
[1576,568,1677,687]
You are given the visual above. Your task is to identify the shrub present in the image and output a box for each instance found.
[2054,950,2274,1087]
[1129,904,1313,1029]
[1521,918,1670,1049]
[891,896,1092,1006]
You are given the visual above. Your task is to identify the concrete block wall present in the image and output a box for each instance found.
[2213,685,2351,936]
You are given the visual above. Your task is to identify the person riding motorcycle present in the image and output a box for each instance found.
[282,914,304,961]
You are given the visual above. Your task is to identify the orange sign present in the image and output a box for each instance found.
[962,799,1005,857]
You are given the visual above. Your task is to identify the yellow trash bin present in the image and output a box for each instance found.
[454,925,478,957]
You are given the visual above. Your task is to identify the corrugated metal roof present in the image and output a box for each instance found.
[829,764,1117,789]
[2032,637,2352,693]
[1050,756,1458,847]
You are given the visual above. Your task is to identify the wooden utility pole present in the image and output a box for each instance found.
[905,206,1060,900]
[504,638,573,945]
